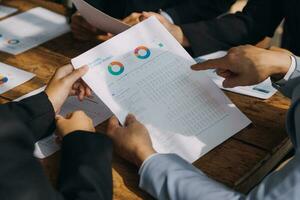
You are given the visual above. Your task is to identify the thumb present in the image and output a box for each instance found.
[140,12,151,21]
[191,57,228,71]
[64,65,89,84]
[125,114,137,126]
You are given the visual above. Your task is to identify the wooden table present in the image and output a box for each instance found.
[0,0,293,199]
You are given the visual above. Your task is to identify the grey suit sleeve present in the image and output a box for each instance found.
[179,0,284,56]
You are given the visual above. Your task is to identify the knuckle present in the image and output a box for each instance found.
[60,78,69,86]
[77,110,85,115]
[74,110,85,116]
[107,125,115,134]
[226,52,237,63]
[229,47,239,53]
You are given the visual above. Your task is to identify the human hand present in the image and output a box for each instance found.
[122,12,142,26]
[56,111,95,137]
[140,12,190,47]
[191,45,292,88]
[45,64,91,113]
[106,114,156,166]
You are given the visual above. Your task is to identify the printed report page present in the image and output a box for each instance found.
[72,17,251,162]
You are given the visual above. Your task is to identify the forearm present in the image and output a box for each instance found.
[58,131,113,200]
[139,154,243,200]
[140,153,300,200]
[180,0,283,56]
[166,0,236,25]
[180,15,251,56]
[5,92,56,141]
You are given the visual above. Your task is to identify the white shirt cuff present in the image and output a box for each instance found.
[283,56,296,81]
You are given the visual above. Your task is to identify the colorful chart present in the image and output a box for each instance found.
[0,74,8,85]
[134,46,151,59]
[7,39,20,45]
[108,61,125,76]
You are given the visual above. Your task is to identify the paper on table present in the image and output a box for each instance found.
[73,0,130,35]
[0,5,17,18]
[0,62,35,94]
[72,17,251,163]
[15,87,113,159]
[0,7,70,55]
[195,51,278,99]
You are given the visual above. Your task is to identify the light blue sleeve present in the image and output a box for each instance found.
[276,55,300,149]
[139,152,300,200]
[139,56,300,200]
[139,154,243,200]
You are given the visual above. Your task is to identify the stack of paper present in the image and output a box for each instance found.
[72,17,251,163]
[0,7,70,55]
[0,62,35,94]
[0,5,17,18]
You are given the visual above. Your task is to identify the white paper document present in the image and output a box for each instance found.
[71,17,251,162]
[73,0,130,35]
[195,51,278,99]
[0,7,70,55]
[0,5,17,18]
[0,62,35,94]
[15,87,112,159]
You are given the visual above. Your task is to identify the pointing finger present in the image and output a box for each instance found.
[191,57,229,71]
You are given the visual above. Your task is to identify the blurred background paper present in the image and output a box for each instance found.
[0,7,70,55]
[73,0,130,34]
[0,5,17,18]
[0,62,35,94]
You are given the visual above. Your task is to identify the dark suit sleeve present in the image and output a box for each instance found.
[0,111,62,200]
[57,132,113,200]
[3,92,55,141]
[165,0,236,25]
[0,110,113,200]
[180,0,285,56]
